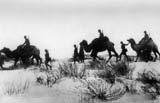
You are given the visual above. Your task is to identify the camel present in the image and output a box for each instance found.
[127,38,160,62]
[0,45,42,67]
[80,36,119,62]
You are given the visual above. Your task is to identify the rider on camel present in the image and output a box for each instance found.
[98,29,104,39]
[22,35,30,50]
[139,30,151,45]
[98,29,109,42]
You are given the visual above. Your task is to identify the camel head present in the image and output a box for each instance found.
[80,40,91,52]
[0,47,11,53]
[80,40,88,46]
[127,38,136,44]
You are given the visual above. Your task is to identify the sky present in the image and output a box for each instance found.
[0,0,160,59]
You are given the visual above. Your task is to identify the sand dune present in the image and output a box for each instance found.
[0,61,160,103]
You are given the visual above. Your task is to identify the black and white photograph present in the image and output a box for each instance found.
[0,0,160,103]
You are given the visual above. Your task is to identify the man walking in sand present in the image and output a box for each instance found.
[119,41,129,61]
[45,49,52,70]
[73,45,79,63]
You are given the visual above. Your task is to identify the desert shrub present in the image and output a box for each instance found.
[39,64,48,72]
[4,79,30,95]
[58,62,86,79]
[109,60,134,78]
[137,69,160,99]
[123,80,138,94]
[96,64,115,84]
[36,69,61,87]
[87,60,108,70]
[81,78,126,101]
[96,60,134,85]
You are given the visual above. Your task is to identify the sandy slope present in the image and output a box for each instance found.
[0,61,160,103]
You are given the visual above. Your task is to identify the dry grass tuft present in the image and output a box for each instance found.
[137,69,160,99]
[81,78,126,101]
[4,79,30,96]
[109,60,133,78]
[58,62,86,79]
[36,69,61,87]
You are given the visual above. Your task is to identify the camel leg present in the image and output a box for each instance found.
[153,51,157,62]
[33,55,39,65]
[135,53,139,62]
[112,49,119,61]
[37,56,42,65]
[36,56,40,65]
[155,50,160,60]
[40,57,42,65]
[106,51,112,63]
[0,65,3,70]
[31,56,35,65]
[91,50,98,61]
[14,57,19,67]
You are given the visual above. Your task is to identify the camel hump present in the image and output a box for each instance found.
[104,36,109,41]
[139,37,152,45]
[30,45,36,49]
[109,41,114,47]
[30,45,40,55]
[111,42,114,46]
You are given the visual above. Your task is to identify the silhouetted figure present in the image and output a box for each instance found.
[45,49,52,70]
[73,45,79,63]
[139,30,151,45]
[1,46,42,66]
[80,38,119,62]
[119,41,129,61]
[128,38,160,62]
[79,43,84,63]
[98,29,104,39]
[22,35,30,49]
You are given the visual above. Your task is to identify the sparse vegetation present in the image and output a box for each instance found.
[137,69,160,99]
[4,79,30,95]
[58,62,86,79]
[109,60,134,79]
[124,80,138,94]
[36,69,61,87]
[81,78,126,101]
[95,60,134,85]
[87,60,104,70]
[96,62,115,84]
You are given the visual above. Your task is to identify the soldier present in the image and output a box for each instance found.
[139,30,150,45]
[79,43,84,63]
[73,45,79,63]
[45,49,52,70]
[119,41,129,61]
[98,29,104,39]
[22,35,30,49]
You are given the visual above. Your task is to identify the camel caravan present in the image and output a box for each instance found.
[0,36,52,69]
[0,30,160,69]
[73,30,160,63]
